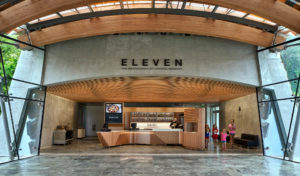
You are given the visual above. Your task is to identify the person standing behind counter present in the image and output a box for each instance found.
[170,118,179,128]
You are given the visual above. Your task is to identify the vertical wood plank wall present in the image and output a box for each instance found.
[183,108,205,150]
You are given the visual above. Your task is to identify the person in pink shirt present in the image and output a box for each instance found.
[221,128,227,150]
[228,119,236,148]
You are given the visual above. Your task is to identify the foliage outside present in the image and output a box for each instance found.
[0,36,21,94]
[280,35,300,96]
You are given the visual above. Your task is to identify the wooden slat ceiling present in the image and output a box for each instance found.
[47,76,256,103]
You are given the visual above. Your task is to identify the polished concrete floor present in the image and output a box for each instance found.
[40,137,261,154]
[1,154,300,176]
[1,138,300,176]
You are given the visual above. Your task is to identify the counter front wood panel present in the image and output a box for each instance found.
[97,131,183,147]
[183,132,204,150]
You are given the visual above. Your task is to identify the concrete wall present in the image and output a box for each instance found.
[40,93,78,148]
[220,93,262,149]
[43,34,260,86]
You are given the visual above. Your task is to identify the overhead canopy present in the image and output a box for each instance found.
[0,0,299,47]
[47,76,256,103]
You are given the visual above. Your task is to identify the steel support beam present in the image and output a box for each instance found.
[181,0,187,9]
[257,36,300,52]
[26,8,277,33]
[166,0,170,9]
[211,5,219,13]
[88,5,94,13]
[290,97,300,160]
[0,88,14,160]
[284,76,300,159]
[0,0,19,6]
[152,0,155,8]
[120,0,124,9]
[0,40,19,47]
[0,50,14,161]
[56,12,63,18]
[242,13,249,19]
[75,8,80,14]
[0,33,45,51]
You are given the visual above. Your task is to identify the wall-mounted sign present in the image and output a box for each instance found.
[105,103,123,124]
[121,58,183,70]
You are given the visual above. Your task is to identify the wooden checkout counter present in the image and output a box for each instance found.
[97,108,205,150]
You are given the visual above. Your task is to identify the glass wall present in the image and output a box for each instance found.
[206,105,220,133]
[0,36,46,164]
[257,35,300,163]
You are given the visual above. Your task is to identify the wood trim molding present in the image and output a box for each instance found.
[1,0,300,33]
[18,14,284,47]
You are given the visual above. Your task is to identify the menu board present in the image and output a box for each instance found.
[105,103,123,124]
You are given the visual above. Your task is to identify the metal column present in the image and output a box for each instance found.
[0,78,14,160]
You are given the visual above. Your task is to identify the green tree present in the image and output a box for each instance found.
[0,36,21,94]
[280,35,300,96]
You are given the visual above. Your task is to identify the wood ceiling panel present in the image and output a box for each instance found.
[18,14,284,48]
[47,76,256,103]
[1,0,300,34]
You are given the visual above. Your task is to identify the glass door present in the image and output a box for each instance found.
[206,105,220,133]
[212,106,220,140]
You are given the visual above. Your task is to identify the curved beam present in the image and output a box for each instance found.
[198,0,300,33]
[26,8,277,33]
[1,0,300,33]
[18,14,284,47]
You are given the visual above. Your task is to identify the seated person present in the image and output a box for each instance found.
[100,123,111,132]
[130,123,139,130]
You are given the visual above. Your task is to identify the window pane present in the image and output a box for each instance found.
[0,98,18,163]
[263,80,298,100]
[11,48,44,84]
[8,80,45,101]
[280,36,300,84]
[286,98,300,162]
[9,98,45,159]
[259,99,294,159]
[258,35,300,85]
[298,81,300,97]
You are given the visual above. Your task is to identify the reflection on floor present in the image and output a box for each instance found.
[0,157,9,164]
[1,137,300,176]
[1,154,300,176]
[40,137,261,154]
